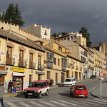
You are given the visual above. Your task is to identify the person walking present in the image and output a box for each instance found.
[8,80,13,93]
[0,82,5,107]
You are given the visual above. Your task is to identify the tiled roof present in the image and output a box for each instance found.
[0,29,45,52]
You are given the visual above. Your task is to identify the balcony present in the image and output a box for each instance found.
[18,60,27,68]
[29,62,36,69]
[47,62,53,69]
[38,64,44,71]
[62,66,67,72]
[6,58,15,66]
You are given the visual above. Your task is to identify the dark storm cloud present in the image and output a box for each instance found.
[1,0,107,45]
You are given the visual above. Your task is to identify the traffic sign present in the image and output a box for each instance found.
[99,72,104,77]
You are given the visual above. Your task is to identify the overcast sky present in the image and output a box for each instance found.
[0,0,107,45]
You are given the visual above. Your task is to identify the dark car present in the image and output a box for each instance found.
[90,75,96,79]
[70,84,88,98]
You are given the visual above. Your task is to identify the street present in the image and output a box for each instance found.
[4,79,107,107]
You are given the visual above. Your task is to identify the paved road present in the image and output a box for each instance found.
[4,95,107,107]
[4,79,107,107]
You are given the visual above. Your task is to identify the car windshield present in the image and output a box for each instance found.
[29,82,45,88]
[65,79,72,82]
[76,86,86,90]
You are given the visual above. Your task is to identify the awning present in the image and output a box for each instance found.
[12,72,25,76]
[0,71,7,75]
[36,71,45,75]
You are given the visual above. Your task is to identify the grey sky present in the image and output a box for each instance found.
[0,0,107,45]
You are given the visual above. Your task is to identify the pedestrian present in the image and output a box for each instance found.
[8,80,13,93]
[0,82,5,107]
[49,79,54,87]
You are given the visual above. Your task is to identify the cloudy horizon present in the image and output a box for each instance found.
[1,0,107,45]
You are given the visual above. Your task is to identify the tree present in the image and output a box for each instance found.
[14,4,24,26]
[4,3,15,23]
[79,27,92,47]
[0,10,5,21]
[4,3,24,26]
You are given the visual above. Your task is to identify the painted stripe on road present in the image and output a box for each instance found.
[50,100,67,106]
[59,100,77,106]
[39,100,56,107]
[18,102,32,107]
[6,102,18,107]
[85,99,107,104]
[29,101,46,107]
[94,99,107,103]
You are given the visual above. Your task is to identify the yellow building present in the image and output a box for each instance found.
[87,47,94,78]
[67,55,83,80]
[91,48,106,76]
[43,40,68,84]
[0,29,45,93]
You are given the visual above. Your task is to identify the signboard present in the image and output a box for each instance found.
[99,72,104,77]
[12,67,25,73]
[0,66,7,74]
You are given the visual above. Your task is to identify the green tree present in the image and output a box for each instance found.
[14,4,24,26]
[0,11,2,20]
[4,3,15,23]
[0,10,5,21]
[4,3,24,26]
[79,27,92,47]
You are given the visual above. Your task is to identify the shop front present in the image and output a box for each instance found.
[12,67,25,91]
[0,66,7,84]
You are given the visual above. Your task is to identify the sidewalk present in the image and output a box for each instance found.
[90,80,107,98]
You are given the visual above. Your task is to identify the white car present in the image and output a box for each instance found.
[63,77,76,86]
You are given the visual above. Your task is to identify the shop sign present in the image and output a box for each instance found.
[36,71,45,75]
[0,66,7,74]
[12,67,25,73]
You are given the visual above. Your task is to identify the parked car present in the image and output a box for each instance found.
[70,84,88,98]
[90,75,96,79]
[62,77,76,86]
[24,80,50,98]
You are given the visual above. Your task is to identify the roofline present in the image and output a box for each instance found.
[0,34,45,52]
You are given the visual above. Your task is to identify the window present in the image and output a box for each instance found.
[47,71,50,79]
[58,46,62,52]
[6,46,12,64]
[47,52,54,62]
[29,53,33,68]
[62,58,67,67]
[19,50,24,66]
[58,59,60,66]
[38,55,41,65]
[44,30,47,35]
[54,58,56,65]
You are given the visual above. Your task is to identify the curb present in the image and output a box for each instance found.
[4,93,17,98]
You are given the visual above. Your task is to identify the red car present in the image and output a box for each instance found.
[24,80,50,98]
[70,84,88,98]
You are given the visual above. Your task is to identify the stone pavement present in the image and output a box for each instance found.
[90,79,107,98]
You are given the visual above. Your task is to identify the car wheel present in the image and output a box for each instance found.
[38,92,42,98]
[24,95,28,98]
[45,90,49,96]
